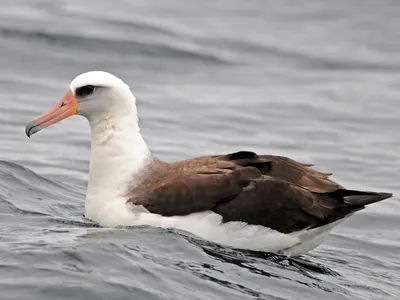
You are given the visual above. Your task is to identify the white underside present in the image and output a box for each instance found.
[86,200,346,257]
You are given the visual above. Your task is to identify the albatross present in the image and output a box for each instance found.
[25,71,392,256]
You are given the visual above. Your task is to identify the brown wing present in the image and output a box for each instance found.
[219,151,343,193]
[128,151,392,233]
[213,151,391,232]
[131,166,262,216]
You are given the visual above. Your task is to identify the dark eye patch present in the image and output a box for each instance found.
[76,85,96,97]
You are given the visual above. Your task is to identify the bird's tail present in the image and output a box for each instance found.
[340,190,393,208]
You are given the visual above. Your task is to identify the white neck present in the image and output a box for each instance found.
[84,109,151,225]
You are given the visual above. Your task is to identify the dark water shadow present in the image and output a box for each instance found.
[183,233,340,278]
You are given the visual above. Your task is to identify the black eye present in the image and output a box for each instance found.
[76,85,95,97]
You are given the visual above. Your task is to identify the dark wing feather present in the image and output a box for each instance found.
[132,166,262,216]
[128,151,392,233]
[220,151,343,192]
[214,151,391,232]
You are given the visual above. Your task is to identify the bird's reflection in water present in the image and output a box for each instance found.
[185,233,339,278]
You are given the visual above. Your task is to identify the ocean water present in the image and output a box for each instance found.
[0,0,399,299]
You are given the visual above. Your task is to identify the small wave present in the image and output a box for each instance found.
[0,160,84,220]
[0,27,233,65]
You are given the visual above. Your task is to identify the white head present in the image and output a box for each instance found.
[26,71,151,227]
[25,71,137,137]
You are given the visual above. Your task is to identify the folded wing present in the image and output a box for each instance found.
[129,151,392,233]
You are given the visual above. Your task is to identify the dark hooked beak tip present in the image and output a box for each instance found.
[25,120,41,138]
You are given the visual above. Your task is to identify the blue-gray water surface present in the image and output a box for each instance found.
[0,1,399,299]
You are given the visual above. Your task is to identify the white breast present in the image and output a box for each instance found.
[84,114,151,225]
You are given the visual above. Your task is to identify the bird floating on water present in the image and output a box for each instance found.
[25,71,392,256]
